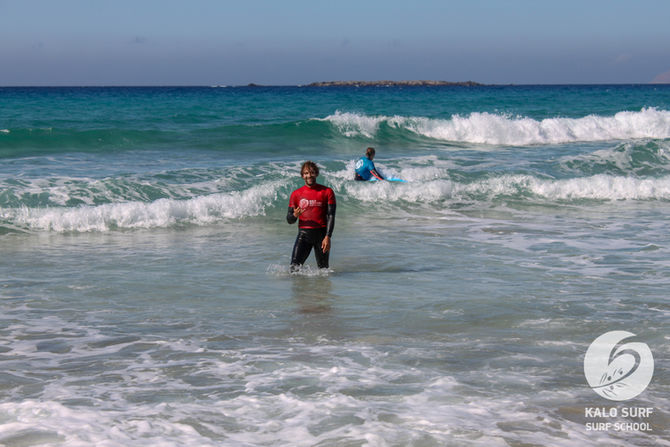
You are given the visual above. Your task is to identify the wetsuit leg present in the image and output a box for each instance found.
[291,228,329,270]
[311,228,330,269]
[291,229,313,268]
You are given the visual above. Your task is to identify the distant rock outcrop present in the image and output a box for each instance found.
[307,80,484,87]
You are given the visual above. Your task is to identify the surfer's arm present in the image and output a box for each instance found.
[370,169,384,180]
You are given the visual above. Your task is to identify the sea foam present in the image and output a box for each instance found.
[342,174,670,204]
[5,174,670,233]
[2,182,285,232]
[323,108,670,145]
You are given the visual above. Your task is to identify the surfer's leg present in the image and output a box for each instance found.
[312,228,330,269]
[290,230,312,270]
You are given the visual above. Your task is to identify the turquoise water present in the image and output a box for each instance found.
[1,86,669,446]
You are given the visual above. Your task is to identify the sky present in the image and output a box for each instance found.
[1,0,669,86]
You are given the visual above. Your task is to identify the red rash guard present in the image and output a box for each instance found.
[288,184,336,229]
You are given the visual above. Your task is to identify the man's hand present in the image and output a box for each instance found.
[293,207,305,218]
[321,235,331,253]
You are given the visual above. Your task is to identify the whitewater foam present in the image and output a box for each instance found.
[1,181,286,232]
[323,108,670,145]
[341,174,670,205]
[318,112,386,138]
[0,339,630,447]
[5,173,670,233]
[519,174,670,201]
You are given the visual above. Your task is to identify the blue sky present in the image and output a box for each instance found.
[1,0,669,85]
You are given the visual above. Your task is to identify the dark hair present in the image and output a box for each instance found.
[366,147,376,157]
[301,160,319,176]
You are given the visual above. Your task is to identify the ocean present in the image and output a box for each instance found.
[1,85,669,446]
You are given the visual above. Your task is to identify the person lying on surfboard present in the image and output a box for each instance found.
[354,147,385,181]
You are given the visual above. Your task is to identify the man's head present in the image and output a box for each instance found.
[366,147,376,160]
[301,160,319,186]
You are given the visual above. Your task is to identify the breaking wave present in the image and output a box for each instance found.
[0,182,286,233]
[4,173,670,233]
[342,174,670,204]
[322,108,670,145]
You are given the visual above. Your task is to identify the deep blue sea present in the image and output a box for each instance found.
[1,85,669,446]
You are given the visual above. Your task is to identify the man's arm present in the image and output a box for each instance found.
[321,203,336,253]
[287,207,298,224]
[325,203,335,237]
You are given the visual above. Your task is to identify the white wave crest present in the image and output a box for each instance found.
[519,174,670,201]
[2,182,284,232]
[343,174,670,203]
[319,111,387,138]
[323,108,670,145]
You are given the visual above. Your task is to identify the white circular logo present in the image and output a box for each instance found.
[584,331,654,401]
[355,159,364,169]
[299,198,309,209]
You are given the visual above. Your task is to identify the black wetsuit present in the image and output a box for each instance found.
[286,203,336,269]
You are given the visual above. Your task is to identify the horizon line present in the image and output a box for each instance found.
[1,82,669,88]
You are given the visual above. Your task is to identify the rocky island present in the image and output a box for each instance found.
[307,80,484,87]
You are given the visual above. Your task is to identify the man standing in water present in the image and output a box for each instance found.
[354,147,385,181]
[287,161,336,271]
